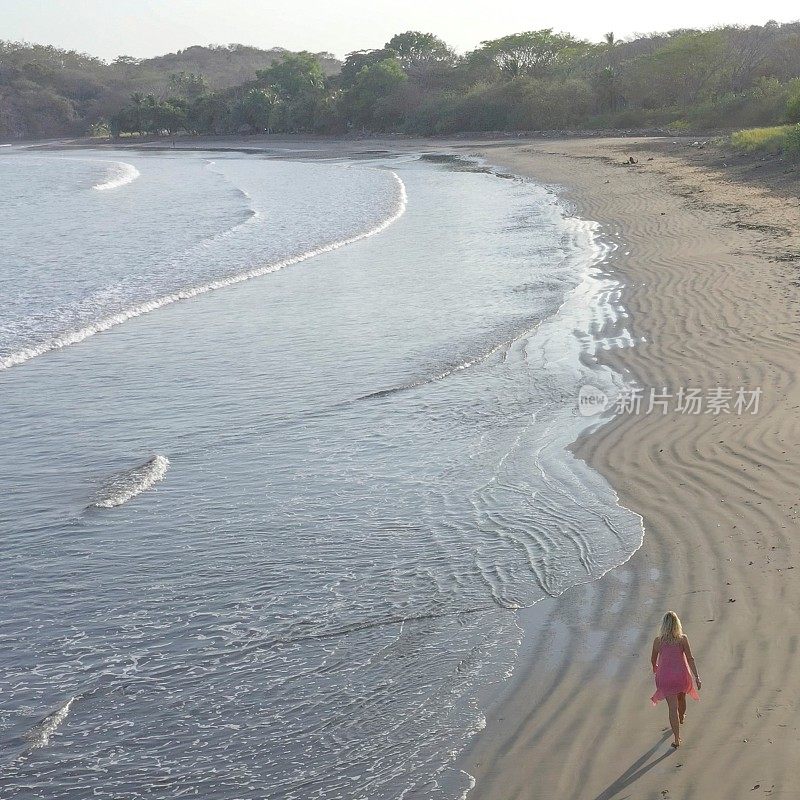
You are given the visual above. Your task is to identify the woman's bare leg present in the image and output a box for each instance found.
[678,692,687,724]
[666,696,681,747]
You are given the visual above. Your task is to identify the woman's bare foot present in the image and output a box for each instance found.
[671,739,681,749]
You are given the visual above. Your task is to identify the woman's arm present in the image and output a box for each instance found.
[682,635,702,689]
[651,637,659,673]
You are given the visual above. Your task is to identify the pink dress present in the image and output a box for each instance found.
[651,640,700,705]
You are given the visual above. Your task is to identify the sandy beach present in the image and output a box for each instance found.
[454,137,800,799]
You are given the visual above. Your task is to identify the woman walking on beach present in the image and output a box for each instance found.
[651,611,701,748]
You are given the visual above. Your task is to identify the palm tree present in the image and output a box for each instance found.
[603,32,619,112]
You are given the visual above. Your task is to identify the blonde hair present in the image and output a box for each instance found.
[659,611,683,644]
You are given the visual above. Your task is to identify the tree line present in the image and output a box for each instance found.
[3,24,800,141]
[0,42,338,139]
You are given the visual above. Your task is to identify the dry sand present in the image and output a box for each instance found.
[453,138,800,800]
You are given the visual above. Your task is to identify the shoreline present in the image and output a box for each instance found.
[3,144,642,799]
[458,139,800,799]
[25,135,800,797]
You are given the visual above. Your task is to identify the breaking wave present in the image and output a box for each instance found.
[1,172,407,371]
[91,454,170,508]
[24,697,75,750]
[92,161,140,191]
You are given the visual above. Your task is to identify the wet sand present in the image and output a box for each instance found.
[460,137,800,800]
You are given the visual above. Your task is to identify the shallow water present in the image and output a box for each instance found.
[0,147,641,798]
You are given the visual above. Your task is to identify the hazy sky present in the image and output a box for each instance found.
[5,0,800,61]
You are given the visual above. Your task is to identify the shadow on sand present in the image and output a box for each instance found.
[590,732,675,800]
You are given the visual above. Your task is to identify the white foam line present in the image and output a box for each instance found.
[0,171,408,371]
[459,771,477,800]
[26,697,75,750]
[9,153,141,189]
[91,454,170,508]
[92,160,140,191]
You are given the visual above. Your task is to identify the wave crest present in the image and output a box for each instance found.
[1,171,407,371]
[25,697,75,750]
[93,161,140,191]
[91,454,170,509]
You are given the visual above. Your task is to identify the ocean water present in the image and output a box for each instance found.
[0,146,642,799]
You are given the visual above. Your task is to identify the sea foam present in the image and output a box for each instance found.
[91,454,170,508]
[92,161,140,191]
[25,697,75,750]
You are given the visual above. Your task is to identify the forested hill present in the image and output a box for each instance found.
[0,42,340,139]
[3,23,800,141]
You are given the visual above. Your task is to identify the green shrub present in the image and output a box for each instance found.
[731,125,793,154]
[785,124,800,159]
[686,80,788,129]
[788,92,800,124]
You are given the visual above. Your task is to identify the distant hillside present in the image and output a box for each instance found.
[0,41,341,139]
[137,44,341,89]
